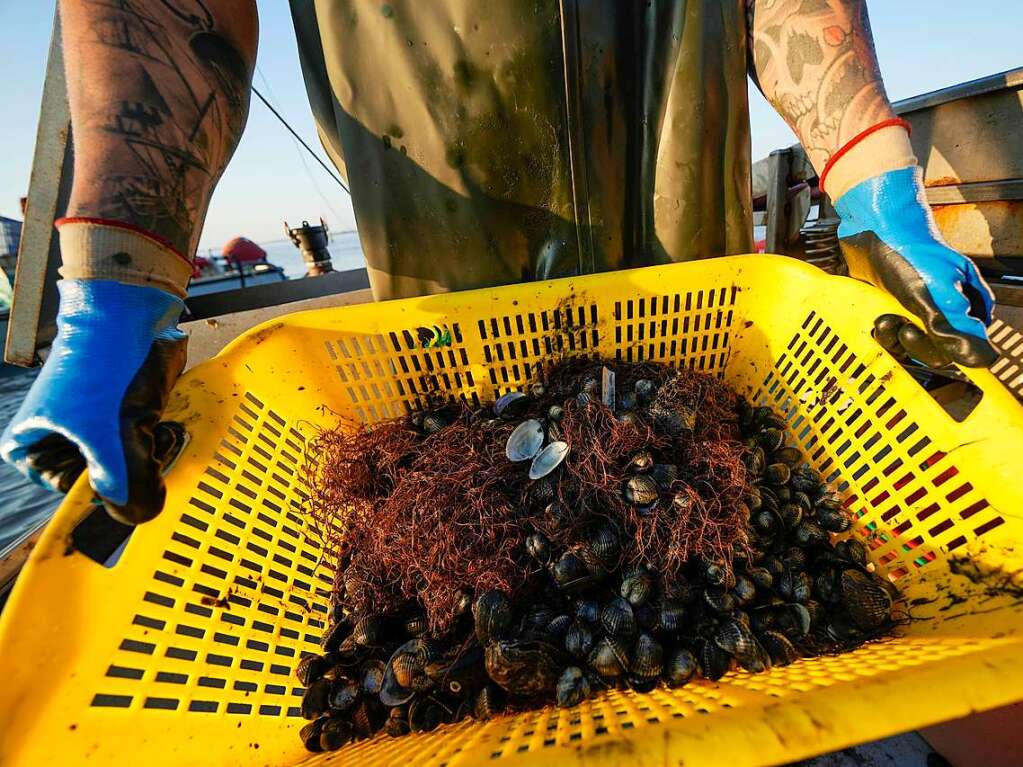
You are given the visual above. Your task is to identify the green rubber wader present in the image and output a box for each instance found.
[290,0,753,300]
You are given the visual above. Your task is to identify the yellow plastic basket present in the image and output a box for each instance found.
[2,256,1022,767]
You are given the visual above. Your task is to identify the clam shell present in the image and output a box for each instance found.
[624,474,659,506]
[360,660,386,696]
[484,640,566,696]
[630,633,664,678]
[774,445,803,466]
[564,620,595,658]
[296,653,330,686]
[840,569,893,630]
[409,700,443,733]
[651,463,679,488]
[758,428,785,453]
[835,538,868,566]
[547,404,564,421]
[656,598,686,634]
[474,590,512,644]
[300,719,326,752]
[818,506,852,533]
[575,599,600,624]
[552,550,593,593]
[790,464,823,494]
[422,413,447,434]
[587,524,621,567]
[664,648,698,687]
[587,638,625,679]
[495,391,530,419]
[629,675,658,693]
[319,718,352,752]
[529,441,569,480]
[778,502,803,529]
[759,629,799,666]
[620,567,654,607]
[525,532,552,565]
[696,638,732,681]
[714,620,769,672]
[732,574,757,605]
[628,451,654,472]
[556,666,592,708]
[634,378,655,400]
[545,614,573,640]
[794,520,827,546]
[764,462,791,486]
[702,587,736,615]
[506,419,544,462]
[328,678,361,714]
[301,677,331,719]
[384,705,411,737]
[352,614,388,647]
[600,596,637,639]
[746,446,766,475]
[746,566,773,590]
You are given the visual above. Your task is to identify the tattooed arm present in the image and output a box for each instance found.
[746,0,895,174]
[60,0,258,259]
[746,0,996,369]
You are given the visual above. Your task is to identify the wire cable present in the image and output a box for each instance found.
[250,84,351,195]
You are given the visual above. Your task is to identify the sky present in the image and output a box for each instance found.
[0,1,1021,251]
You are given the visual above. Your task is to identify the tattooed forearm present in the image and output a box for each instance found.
[746,0,896,173]
[60,0,258,257]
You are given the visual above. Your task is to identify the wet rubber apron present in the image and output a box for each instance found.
[290,0,752,300]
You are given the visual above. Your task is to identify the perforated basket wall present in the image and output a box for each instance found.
[2,256,1022,767]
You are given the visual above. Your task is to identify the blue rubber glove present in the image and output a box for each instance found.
[835,166,996,368]
[1,280,187,524]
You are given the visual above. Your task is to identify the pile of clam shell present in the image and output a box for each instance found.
[296,377,899,752]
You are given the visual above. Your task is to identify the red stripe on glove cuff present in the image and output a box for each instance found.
[818,118,913,196]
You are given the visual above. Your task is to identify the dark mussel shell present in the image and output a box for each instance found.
[301,677,332,719]
[703,587,736,615]
[629,675,659,693]
[817,506,852,533]
[409,698,444,733]
[384,705,411,737]
[575,599,600,624]
[628,451,655,472]
[696,638,732,681]
[552,551,596,594]
[319,718,353,752]
[814,568,841,604]
[545,614,573,640]
[495,391,530,419]
[757,428,785,453]
[763,462,791,486]
[630,633,664,678]
[759,629,800,666]
[714,620,769,673]
[564,620,595,659]
[422,413,448,435]
[790,464,823,495]
[732,575,757,605]
[620,566,654,607]
[776,603,812,638]
[746,566,774,590]
[525,532,552,565]
[353,614,389,647]
[556,666,592,708]
[774,445,803,466]
[474,590,513,644]
[746,446,766,476]
[296,653,331,687]
[300,718,326,752]
[329,677,361,714]
[840,569,893,631]
[587,524,622,567]
[360,660,386,696]
[531,477,557,505]
[474,684,505,720]
[320,618,352,653]
[794,520,828,547]
[624,474,660,506]
[664,648,698,687]
[651,463,680,488]
[600,597,638,639]
[656,598,686,634]
[778,502,803,529]
[704,561,736,589]
[835,538,868,566]
[484,640,567,696]
[587,638,625,679]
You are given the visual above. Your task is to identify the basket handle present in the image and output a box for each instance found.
[870,312,1021,434]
